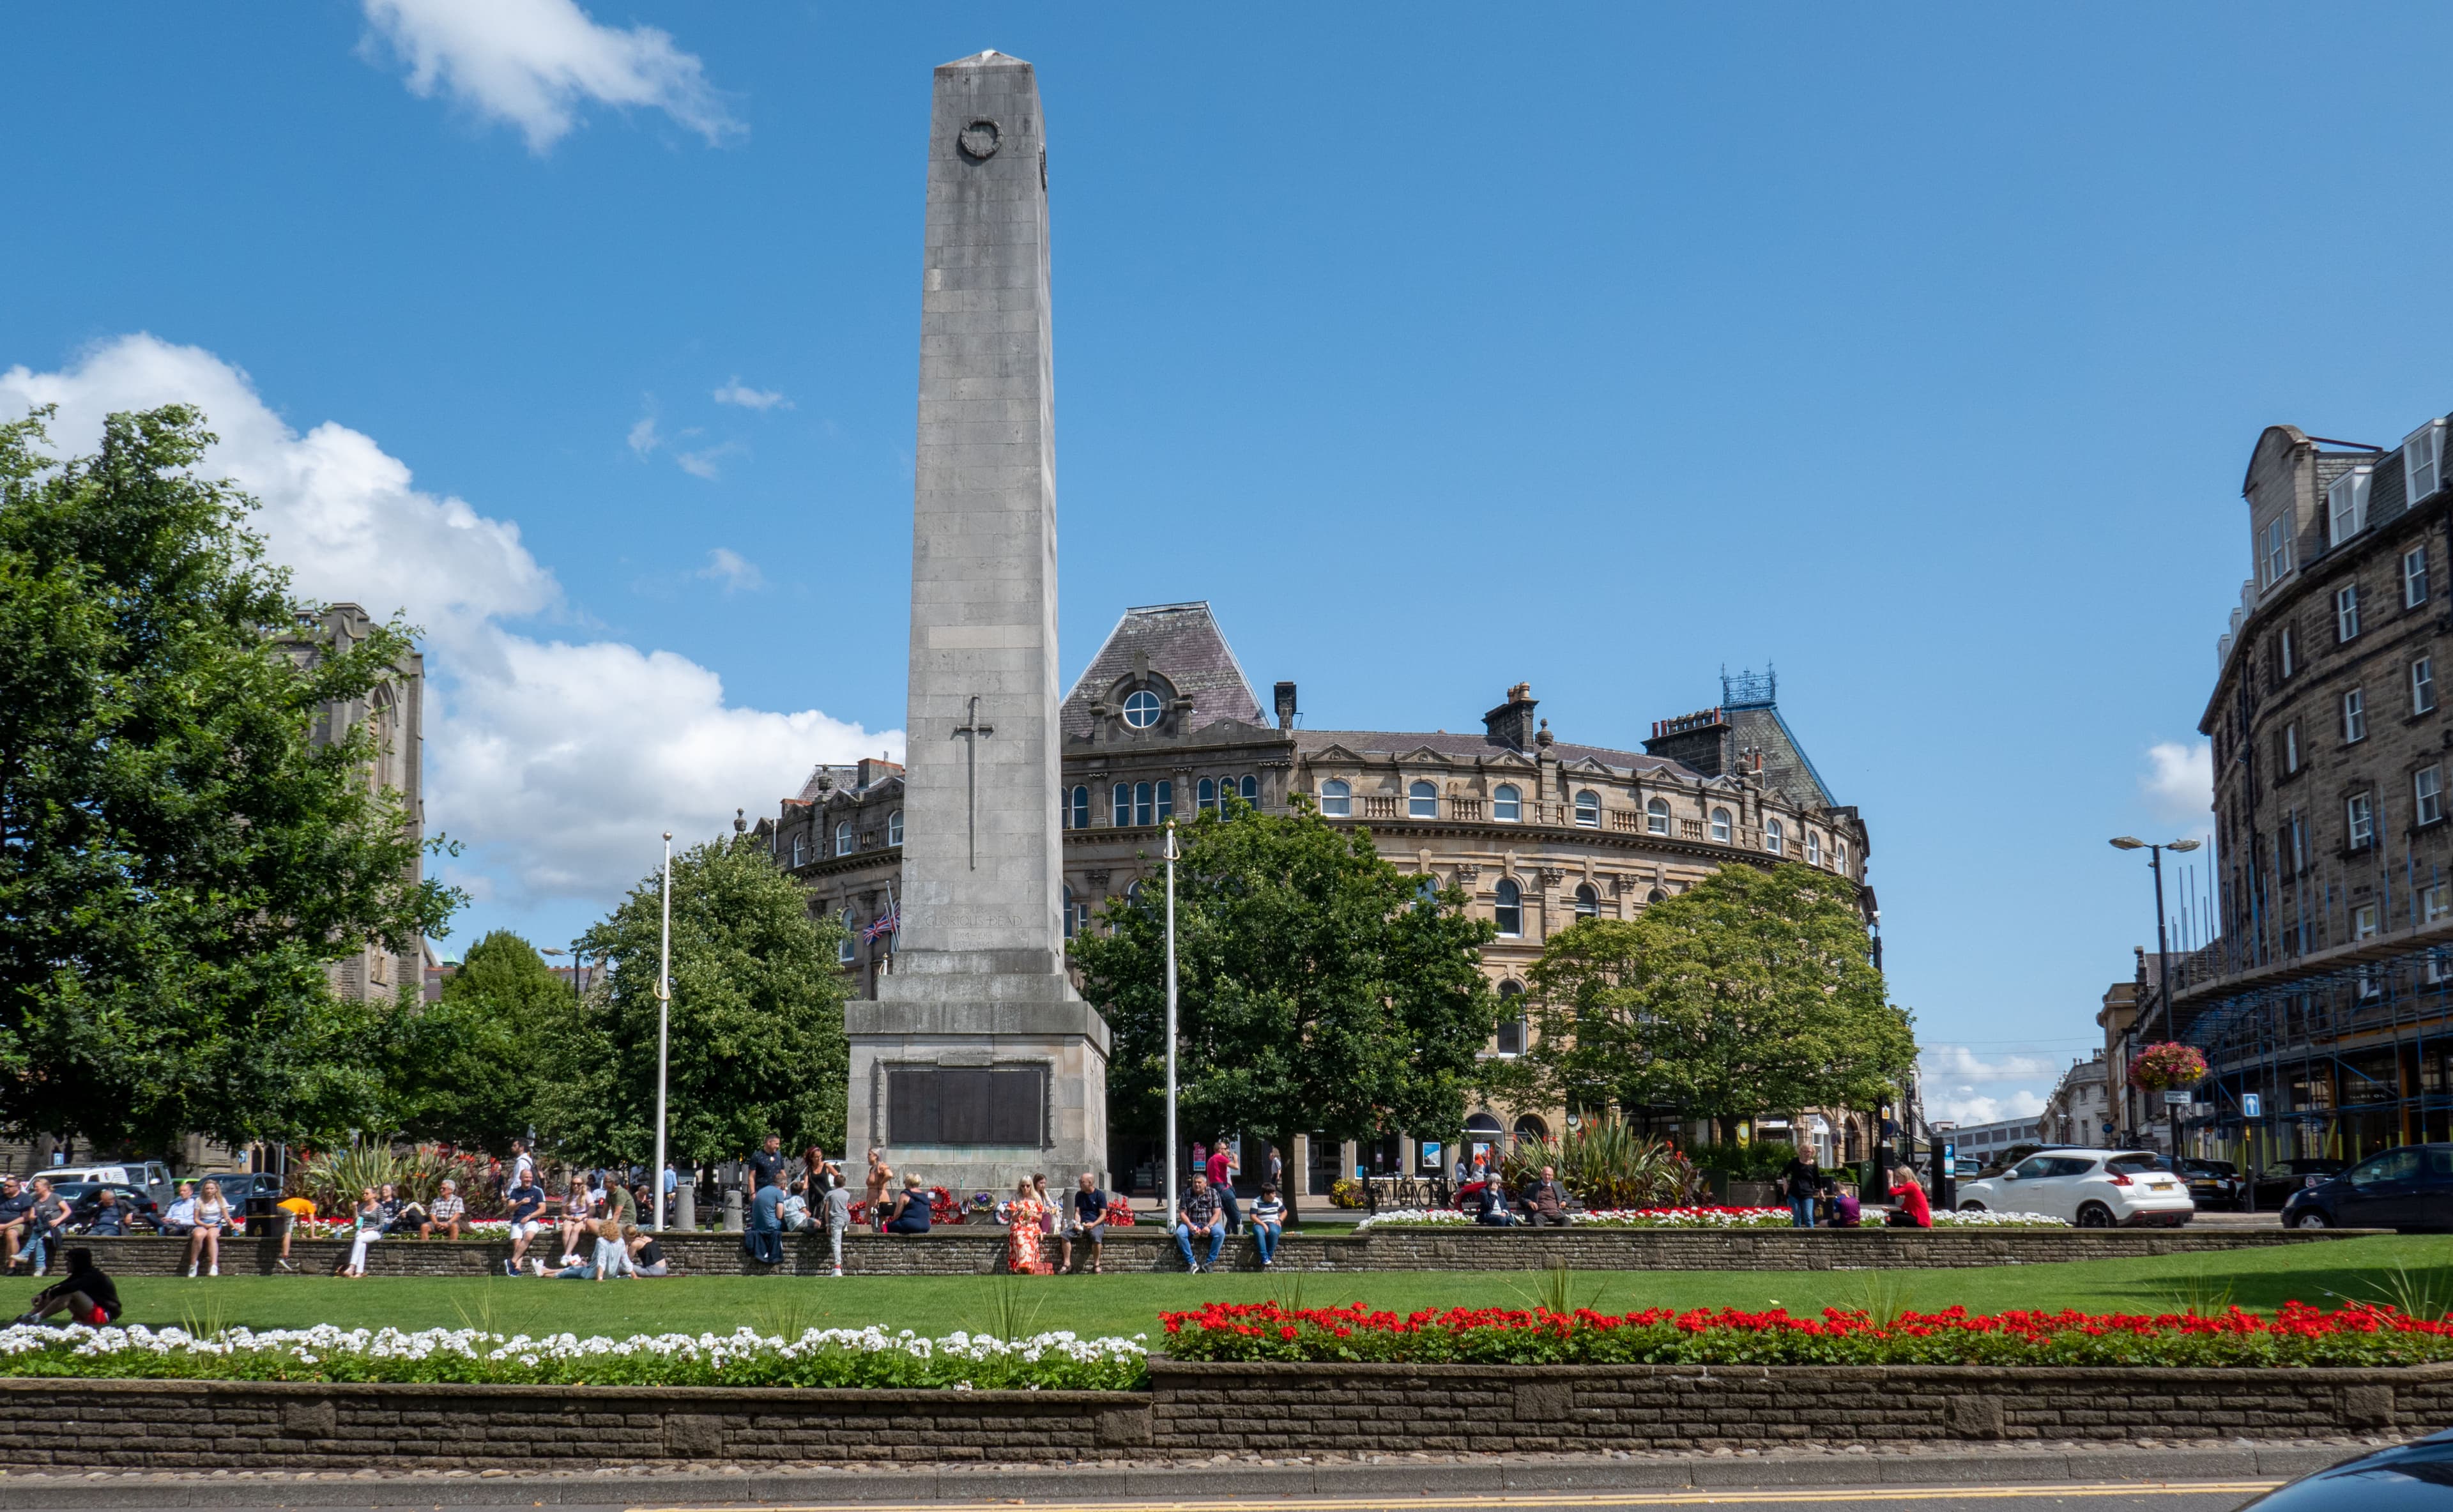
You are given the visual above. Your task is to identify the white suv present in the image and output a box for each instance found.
[1954,1149,2194,1228]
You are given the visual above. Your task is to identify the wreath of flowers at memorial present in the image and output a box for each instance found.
[1158,1300,2453,1368]
[0,1324,1147,1391]
[2129,1041,2210,1092]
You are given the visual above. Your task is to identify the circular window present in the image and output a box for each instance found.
[1122,690,1163,728]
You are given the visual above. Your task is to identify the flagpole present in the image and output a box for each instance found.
[1164,818,1180,1226]
[653,830,673,1232]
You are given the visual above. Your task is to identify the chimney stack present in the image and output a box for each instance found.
[1274,680,1298,731]
[1482,682,1539,751]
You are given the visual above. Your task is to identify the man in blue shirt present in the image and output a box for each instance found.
[502,1180,547,1277]
[744,1178,785,1265]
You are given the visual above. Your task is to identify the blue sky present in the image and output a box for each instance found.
[4,5,2442,1122]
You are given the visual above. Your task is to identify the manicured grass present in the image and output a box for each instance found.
[49,1235,2446,1342]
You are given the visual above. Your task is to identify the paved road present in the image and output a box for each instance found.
[0,1481,2287,1512]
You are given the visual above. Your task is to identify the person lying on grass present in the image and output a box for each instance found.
[13,1248,120,1327]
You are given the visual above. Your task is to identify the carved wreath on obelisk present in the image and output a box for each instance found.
[958,118,1000,160]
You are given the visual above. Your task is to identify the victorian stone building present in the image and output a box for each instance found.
[2169,415,2453,1167]
[759,601,1878,1195]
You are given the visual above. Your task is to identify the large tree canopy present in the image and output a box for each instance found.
[1525,861,1914,1139]
[1071,798,1501,1214]
[0,405,459,1150]
[546,834,851,1166]
[378,929,574,1151]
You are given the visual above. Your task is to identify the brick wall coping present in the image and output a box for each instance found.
[1145,1356,2453,1384]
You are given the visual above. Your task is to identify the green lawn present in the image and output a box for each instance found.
[55,1235,2453,1343]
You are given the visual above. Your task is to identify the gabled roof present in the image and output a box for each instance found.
[1293,728,1696,779]
[1061,602,1265,738]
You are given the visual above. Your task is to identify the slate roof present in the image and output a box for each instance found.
[1295,728,1701,780]
[1061,602,1266,738]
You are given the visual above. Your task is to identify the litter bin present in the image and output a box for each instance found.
[242,1195,280,1237]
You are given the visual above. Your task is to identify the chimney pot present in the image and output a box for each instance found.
[1274,680,1298,731]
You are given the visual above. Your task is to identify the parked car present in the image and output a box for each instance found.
[34,1161,173,1208]
[45,1181,162,1233]
[2251,1158,2346,1210]
[202,1173,287,1204]
[1952,1149,2194,1227]
[2176,1157,2243,1210]
[2240,1421,2453,1509]
[2280,1145,2453,1232]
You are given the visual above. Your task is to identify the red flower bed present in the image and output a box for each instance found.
[1158,1300,2453,1368]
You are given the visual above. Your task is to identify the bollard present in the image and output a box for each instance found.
[722,1187,744,1233]
[675,1186,696,1232]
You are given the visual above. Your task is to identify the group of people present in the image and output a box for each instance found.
[1775,1152,1933,1228]
[1000,1172,1112,1275]
[1460,1166,1575,1227]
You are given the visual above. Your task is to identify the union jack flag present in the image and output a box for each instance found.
[861,907,900,943]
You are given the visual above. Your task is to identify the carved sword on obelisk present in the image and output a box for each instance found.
[951,694,993,870]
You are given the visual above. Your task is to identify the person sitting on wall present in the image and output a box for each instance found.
[1522,1166,1571,1228]
[1884,1168,1932,1229]
[777,1179,814,1233]
[885,1175,933,1235]
[422,1180,466,1241]
[13,1248,119,1327]
[82,1189,132,1238]
[1474,1174,1517,1226]
[1173,1173,1225,1273]
[1826,1185,1861,1228]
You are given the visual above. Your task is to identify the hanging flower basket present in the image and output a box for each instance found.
[2130,1041,2208,1092]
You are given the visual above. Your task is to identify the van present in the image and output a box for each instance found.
[36,1163,174,1207]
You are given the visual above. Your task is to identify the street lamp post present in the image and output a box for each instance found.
[1163,818,1180,1226]
[2110,836,2203,1156]
[653,830,674,1232]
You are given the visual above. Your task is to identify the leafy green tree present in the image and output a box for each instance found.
[541,834,850,1166]
[1071,797,1501,1221]
[0,405,459,1152]
[1525,861,1914,1142]
[378,929,573,1150]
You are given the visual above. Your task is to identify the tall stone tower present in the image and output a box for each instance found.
[844,52,1110,1196]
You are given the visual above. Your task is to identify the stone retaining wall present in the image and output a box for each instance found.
[77,1224,2378,1277]
[0,1359,2442,1472]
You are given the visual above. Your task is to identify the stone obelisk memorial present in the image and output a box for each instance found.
[844,52,1110,1196]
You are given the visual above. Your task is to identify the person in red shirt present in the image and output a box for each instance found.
[1885,1168,1933,1228]
[1204,1142,1241,1234]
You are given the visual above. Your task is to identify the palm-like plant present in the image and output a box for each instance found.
[301,1144,408,1210]
[1499,1117,1692,1208]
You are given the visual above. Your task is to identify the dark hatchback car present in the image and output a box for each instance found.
[2281,1145,2453,1231]
[47,1181,161,1233]
[2177,1157,2243,1210]
[2252,1157,2347,1209]
[2245,1425,2453,1510]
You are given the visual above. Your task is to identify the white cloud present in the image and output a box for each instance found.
[1918,1044,2065,1083]
[675,440,741,480]
[1926,1088,2047,1126]
[712,378,790,413]
[625,412,660,456]
[0,334,897,908]
[359,0,740,155]
[2141,740,2213,833]
[698,547,763,594]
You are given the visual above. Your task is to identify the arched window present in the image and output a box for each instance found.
[1833,838,1848,870]
[1062,884,1078,940]
[1512,1114,1549,1145]
[790,836,806,867]
[1409,779,1438,818]
[1764,817,1784,855]
[1414,875,1439,910]
[1126,880,1145,910]
[1493,783,1522,822]
[1122,689,1163,729]
[1805,830,1821,866]
[1575,789,1601,828]
[1112,783,1132,827]
[1495,981,1526,1056]
[1494,878,1522,937]
[837,908,857,965]
[1197,777,1216,814]
[1069,786,1089,830]
[1238,774,1257,804]
[1647,887,1667,904]
[1709,807,1732,844]
[1320,779,1352,817]
[1133,782,1155,826]
[1646,797,1670,835]
[1573,883,1600,919]
[835,820,854,856]
[1155,779,1173,822]
[887,810,903,846]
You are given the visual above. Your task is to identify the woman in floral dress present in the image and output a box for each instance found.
[1005,1177,1049,1274]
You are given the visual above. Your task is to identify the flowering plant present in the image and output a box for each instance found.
[2129,1041,2208,1092]
[0,1324,1146,1391]
[1355,1204,2063,1230]
[1159,1300,2453,1368]
[1928,1209,2065,1227]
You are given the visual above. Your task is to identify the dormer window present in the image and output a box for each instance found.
[1493,783,1522,822]
[2409,420,2445,505]
[2328,467,2372,546]
[2261,515,2293,588]
[1122,689,1163,729]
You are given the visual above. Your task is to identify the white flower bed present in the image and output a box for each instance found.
[0,1323,1147,1389]
[1929,1209,2066,1227]
[1354,1204,2066,1231]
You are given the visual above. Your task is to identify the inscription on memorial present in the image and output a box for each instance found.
[887,1065,1046,1146]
